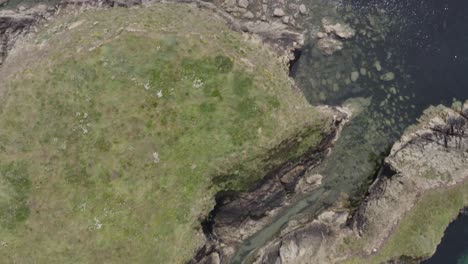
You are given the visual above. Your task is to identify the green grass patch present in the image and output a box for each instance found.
[0,4,330,264]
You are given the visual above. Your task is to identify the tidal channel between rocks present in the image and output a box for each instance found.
[229,0,468,262]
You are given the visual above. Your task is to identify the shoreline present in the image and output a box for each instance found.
[4,1,464,264]
[251,104,468,264]
[190,106,349,264]
[0,1,351,263]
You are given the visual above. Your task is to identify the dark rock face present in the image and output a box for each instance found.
[188,108,347,264]
[0,9,44,64]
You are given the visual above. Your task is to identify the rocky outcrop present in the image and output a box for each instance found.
[316,18,355,55]
[0,5,55,65]
[214,0,308,27]
[189,106,348,264]
[0,0,307,69]
[251,103,468,263]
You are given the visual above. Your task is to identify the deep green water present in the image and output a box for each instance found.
[423,210,468,264]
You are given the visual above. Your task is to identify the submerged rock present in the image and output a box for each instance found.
[342,97,371,118]
[374,60,382,71]
[316,36,343,55]
[360,67,367,76]
[350,71,359,82]
[380,72,395,81]
[322,18,356,39]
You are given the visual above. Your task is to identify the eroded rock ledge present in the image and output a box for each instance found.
[251,103,468,264]
[189,106,348,264]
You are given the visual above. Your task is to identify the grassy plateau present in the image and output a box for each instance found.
[0,4,331,263]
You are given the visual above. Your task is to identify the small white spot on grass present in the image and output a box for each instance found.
[157,90,163,98]
[79,202,87,211]
[60,142,67,150]
[94,217,103,230]
[192,78,204,88]
[144,82,151,90]
[79,125,88,134]
[153,152,160,163]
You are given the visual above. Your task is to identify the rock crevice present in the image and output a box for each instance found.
[189,107,348,264]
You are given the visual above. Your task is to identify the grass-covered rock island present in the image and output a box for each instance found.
[0,4,335,263]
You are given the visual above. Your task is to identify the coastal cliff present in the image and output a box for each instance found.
[0,1,344,263]
[252,103,468,264]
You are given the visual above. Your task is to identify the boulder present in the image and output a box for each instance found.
[322,18,355,39]
[350,71,359,82]
[273,8,285,17]
[380,72,395,81]
[238,0,249,9]
[299,4,307,15]
[316,36,343,55]
[243,11,254,19]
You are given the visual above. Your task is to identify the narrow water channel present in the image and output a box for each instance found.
[234,0,468,262]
